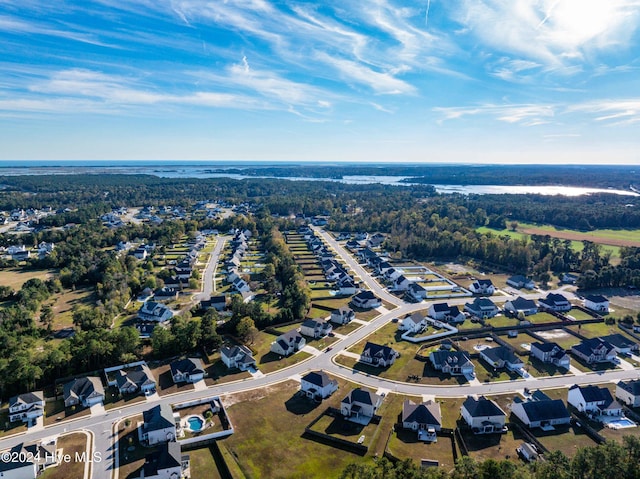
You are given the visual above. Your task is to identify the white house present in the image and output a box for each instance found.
[429,303,466,323]
[584,295,609,314]
[140,404,177,445]
[530,342,570,369]
[341,388,383,423]
[137,301,173,323]
[402,399,441,442]
[351,291,381,310]
[170,358,205,384]
[8,391,45,423]
[300,319,333,339]
[616,380,640,407]
[232,277,251,293]
[429,350,475,377]
[538,293,572,312]
[63,377,105,408]
[407,283,427,301]
[504,297,538,316]
[141,441,185,479]
[479,346,524,371]
[600,334,639,355]
[359,342,398,367]
[330,307,355,325]
[393,275,411,291]
[506,275,535,290]
[568,385,622,418]
[461,396,506,434]
[511,394,571,429]
[400,312,427,333]
[300,371,338,400]
[220,345,256,371]
[469,279,495,295]
[270,330,306,356]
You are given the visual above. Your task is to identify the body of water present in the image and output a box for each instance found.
[0,164,637,197]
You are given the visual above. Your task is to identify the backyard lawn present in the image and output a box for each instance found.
[387,429,458,470]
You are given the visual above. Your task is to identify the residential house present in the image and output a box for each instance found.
[428,303,466,323]
[300,371,338,400]
[384,267,402,281]
[153,287,179,302]
[400,312,427,334]
[116,364,156,395]
[464,297,499,319]
[346,239,360,251]
[504,297,538,316]
[469,279,495,295]
[200,295,227,312]
[270,330,306,356]
[359,342,398,368]
[562,273,579,284]
[141,404,177,445]
[429,350,475,377]
[136,321,159,339]
[300,319,333,339]
[232,277,251,293]
[8,391,45,423]
[340,388,383,423]
[0,440,58,478]
[132,246,148,260]
[402,399,442,441]
[461,396,507,434]
[538,293,572,312]
[571,338,617,364]
[511,394,571,429]
[351,291,381,310]
[220,345,256,371]
[407,283,427,301]
[330,307,355,325]
[137,301,173,323]
[367,233,385,248]
[63,377,105,408]
[393,275,411,291]
[479,346,525,371]
[616,379,640,407]
[584,295,609,314]
[337,278,359,296]
[568,384,622,417]
[141,441,186,479]
[601,334,639,355]
[37,242,55,258]
[170,358,205,384]
[506,275,535,289]
[530,342,570,369]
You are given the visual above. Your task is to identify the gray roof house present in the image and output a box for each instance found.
[63,377,105,408]
[402,399,442,441]
[429,350,475,377]
[9,391,45,423]
[220,345,256,371]
[142,441,185,479]
[359,342,398,368]
[115,364,156,395]
[141,403,177,445]
[511,394,571,429]
[464,297,499,318]
[461,396,507,434]
[571,338,617,364]
[170,358,205,384]
[479,346,525,371]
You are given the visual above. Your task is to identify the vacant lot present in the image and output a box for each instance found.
[39,433,88,479]
[519,225,640,248]
[462,428,525,462]
[0,267,55,289]
[221,379,376,479]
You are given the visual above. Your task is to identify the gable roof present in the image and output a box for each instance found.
[116,364,155,389]
[64,376,104,402]
[467,297,497,309]
[462,396,505,418]
[9,391,44,408]
[354,290,377,301]
[402,399,442,426]
[342,388,381,406]
[405,312,425,324]
[618,379,640,396]
[431,303,450,312]
[601,334,637,350]
[143,403,175,432]
[143,441,181,477]
[170,358,204,377]
[531,341,561,353]
[585,294,608,303]
[508,297,537,310]
[519,399,570,422]
[481,346,522,365]
[541,293,570,305]
[302,371,337,388]
[572,338,615,357]
[430,350,472,368]
[571,384,614,404]
[362,342,397,361]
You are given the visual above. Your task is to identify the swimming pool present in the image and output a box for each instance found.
[607,418,636,429]
[186,415,205,432]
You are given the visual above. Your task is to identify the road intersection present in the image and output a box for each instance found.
[1,228,638,479]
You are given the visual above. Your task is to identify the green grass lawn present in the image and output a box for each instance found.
[474,358,522,383]
[566,321,635,341]
[221,379,378,479]
[187,446,224,479]
[250,331,313,374]
[462,428,526,462]
[387,429,458,469]
[567,308,598,320]
[487,315,520,328]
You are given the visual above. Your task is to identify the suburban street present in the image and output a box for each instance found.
[0,226,637,479]
[196,235,228,301]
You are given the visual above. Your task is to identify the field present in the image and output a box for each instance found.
[187,446,223,479]
[220,379,377,479]
[0,267,55,289]
[48,286,96,330]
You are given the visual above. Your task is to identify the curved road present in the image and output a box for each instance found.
[1,227,638,479]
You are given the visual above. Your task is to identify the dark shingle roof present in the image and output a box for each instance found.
[402,400,442,426]
[342,388,380,406]
[302,371,336,388]
[520,399,570,422]
[618,379,640,396]
[170,358,204,377]
[585,294,608,303]
[462,396,505,418]
[508,297,537,310]
[481,346,522,365]
[362,342,397,361]
[531,341,560,353]
[143,404,175,432]
[143,441,181,477]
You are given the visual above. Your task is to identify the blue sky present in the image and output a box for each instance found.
[1,0,640,164]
